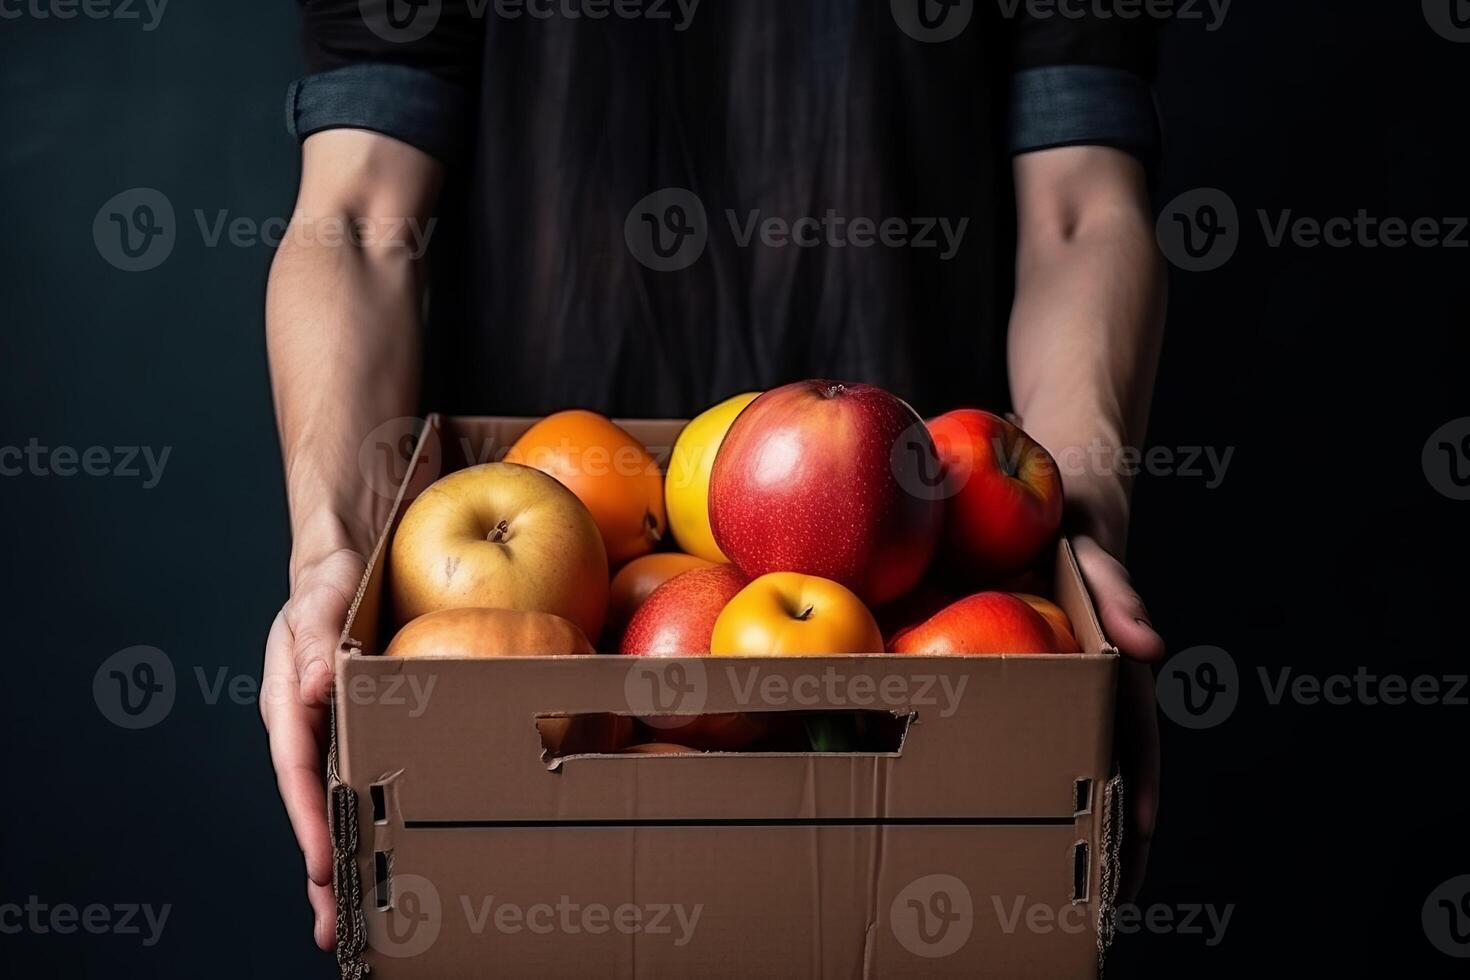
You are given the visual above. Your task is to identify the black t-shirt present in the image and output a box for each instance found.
[288,1,1158,418]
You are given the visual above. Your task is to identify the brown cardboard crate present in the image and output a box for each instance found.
[330,414,1121,979]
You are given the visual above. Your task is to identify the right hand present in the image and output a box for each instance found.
[261,546,367,951]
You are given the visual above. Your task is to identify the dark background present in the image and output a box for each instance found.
[2,2,1466,976]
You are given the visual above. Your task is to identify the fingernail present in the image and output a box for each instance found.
[1134,617,1154,630]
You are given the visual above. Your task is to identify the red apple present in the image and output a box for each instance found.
[1014,593,1082,653]
[708,380,943,605]
[619,564,764,750]
[874,581,955,649]
[928,409,1063,581]
[619,564,749,656]
[888,591,1060,655]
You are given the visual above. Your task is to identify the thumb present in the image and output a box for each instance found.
[1072,535,1165,663]
[285,582,352,706]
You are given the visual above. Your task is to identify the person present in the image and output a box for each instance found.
[262,0,1166,950]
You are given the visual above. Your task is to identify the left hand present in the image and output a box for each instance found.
[1067,489,1164,903]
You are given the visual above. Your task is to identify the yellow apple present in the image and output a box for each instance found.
[665,391,760,562]
[710,572,883,656]
[389,462,609,639]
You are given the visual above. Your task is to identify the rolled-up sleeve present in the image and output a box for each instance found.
[286,0,483,162]
[1007,9,1161,166]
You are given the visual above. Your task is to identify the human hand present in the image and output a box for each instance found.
[260,545,366,950]
[1069,500,1164,903]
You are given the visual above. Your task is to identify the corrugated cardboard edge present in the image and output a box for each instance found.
[330,414,442,980]
[1096,769,1125,976]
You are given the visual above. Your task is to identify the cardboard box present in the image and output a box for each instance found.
[330,415,1122,979]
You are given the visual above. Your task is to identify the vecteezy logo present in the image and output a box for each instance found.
[624,188,708,271]
[1424,0,1470,42]
[890,0,972,43]
[93,646,176,729]
[890,420,956,501]
[1423,875,1470,957]
[358,416,438,499]
[1423,418,1470,500]
[370,873,443,958]
[890,874,974,958]
[1156,188,1239,272]
[93,188,176,272]
[361,0,442,43]
[623,659,708,730]
[1156,645,1238,729]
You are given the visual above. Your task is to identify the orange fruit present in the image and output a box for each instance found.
[505,410,668,565]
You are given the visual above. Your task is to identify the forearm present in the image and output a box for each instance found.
[265,131,442,583]
[1007,147,1166,551]
[267,234,420,571]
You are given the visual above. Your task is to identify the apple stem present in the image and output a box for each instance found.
[487,519,510,543]
[797,605,815,621]
[820,383,847,399]
[644,509,662,544]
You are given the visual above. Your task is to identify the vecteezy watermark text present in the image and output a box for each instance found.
[624,659,969,721]
[94,645,439,730]
[369,874,704,958]
[993,896,1234,947]
[94,187,438,272]
[0,440,170,488]
[726,210,968,261]
[994,0,1230,30]
[1158,187,1469,271]
[1158,645,1470,729]
[0,897,170,947]
[625,188,970,271]
[360,0,701,44]
[461,896,702,945]
[0,0,167,30]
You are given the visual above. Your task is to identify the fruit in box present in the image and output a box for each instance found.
[389,462,609,639]
[709,380,942,605]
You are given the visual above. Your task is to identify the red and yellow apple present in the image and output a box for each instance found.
[888,591,1060,655]
[621,742,700,755]
[607,551,716,637]
[619,564,763,750]
[1015,593,1082,653]
[708,380,942,605]
[874,580,954,649]
[619,564,748,656]
[384,607,631,753]
[710,572,884,656]
[384,606,596,658]
[389,462,609,639]
[927,409,1063,581]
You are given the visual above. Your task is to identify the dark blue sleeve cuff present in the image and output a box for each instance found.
[285,63,467,163]
[1008,65,1160,166]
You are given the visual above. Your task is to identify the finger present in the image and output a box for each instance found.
[1072,535,1166,663]
[265,682,333,888]
[1116,659,1160,902]
[308,877,337,952]
[285,582,352,706]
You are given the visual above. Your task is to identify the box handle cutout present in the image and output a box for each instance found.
[1071,840,1090,903]
[374,850,393,910]
[1074,778,1093,815]
[370,783,387,825]
[536,710,912,765]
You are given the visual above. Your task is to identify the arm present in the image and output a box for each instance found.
[261,128,442,950]
[1010,144,1164,557]
[1008,143,1166,898]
